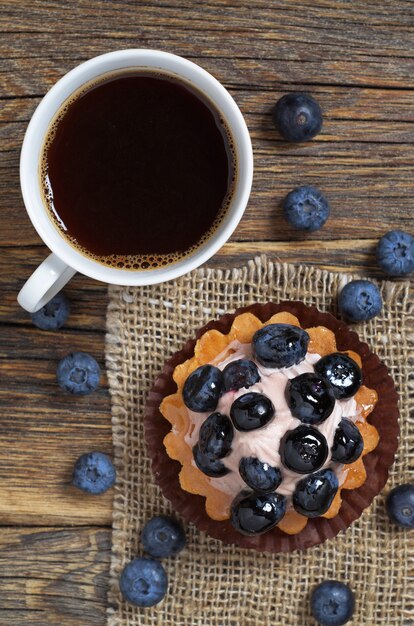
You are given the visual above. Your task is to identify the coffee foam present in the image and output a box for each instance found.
[39,69,237,271]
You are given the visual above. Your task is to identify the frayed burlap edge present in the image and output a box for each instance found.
[105,256,413,626]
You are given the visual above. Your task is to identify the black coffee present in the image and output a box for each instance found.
[41,71,235,269]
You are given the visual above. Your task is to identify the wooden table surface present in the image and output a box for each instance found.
[1,1,413,624]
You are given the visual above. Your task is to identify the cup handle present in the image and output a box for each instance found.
[17,253,77,313]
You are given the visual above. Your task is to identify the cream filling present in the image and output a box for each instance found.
[184,340,361,503]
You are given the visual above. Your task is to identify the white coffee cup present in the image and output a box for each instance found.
[17,49,253,313]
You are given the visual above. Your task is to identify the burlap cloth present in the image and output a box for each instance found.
[105,257,414,626]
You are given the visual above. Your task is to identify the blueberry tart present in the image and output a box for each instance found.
[146,302,398,552]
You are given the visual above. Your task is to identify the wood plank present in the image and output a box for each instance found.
[0,327,106,360]
[2,52,414,99]
[0,526,110,625]
[2,27,414,67]
[218,240,382,274]
[1,1,414,67]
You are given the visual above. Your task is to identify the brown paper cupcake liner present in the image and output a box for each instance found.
[145,301,399,553]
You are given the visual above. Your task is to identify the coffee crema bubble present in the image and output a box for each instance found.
[40,70,237,270]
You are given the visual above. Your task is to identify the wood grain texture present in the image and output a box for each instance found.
[1,0,414,624]
[0,527,110,625]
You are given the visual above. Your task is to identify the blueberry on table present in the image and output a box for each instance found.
[72,451,116,495]
[293,469,338,517]
[287,373,335,425]
[386,483,414,528]
[283,185,330,231]
[252,323,309,369]
[338,280,382,322]
[31,292,70,330]
[57,352,100,395]
[230,392,275,432]
[141,516,186,558]
[311,580,355,626]
[230,491,287,535]
[222,359,260,392]
[183,365,223,412]
[376,230,414,276]
[239,457,282,494]
[198,412,233,459]
[315,353,362,400]
[120,557,167,607]
[281,425,328,474]
[331,418,364,464]
[193,444,230,478]
[272,93,323,142]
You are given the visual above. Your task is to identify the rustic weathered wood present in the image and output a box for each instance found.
[0,527,111,625]
[0,371,113,525]
[1,0,414,624]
